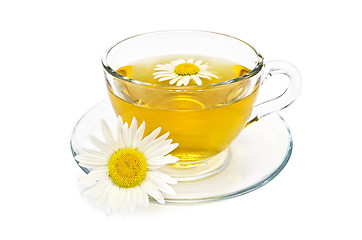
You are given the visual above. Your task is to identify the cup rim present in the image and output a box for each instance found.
[101,30,264,89]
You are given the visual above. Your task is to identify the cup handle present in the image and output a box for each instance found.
[245,60,302,127]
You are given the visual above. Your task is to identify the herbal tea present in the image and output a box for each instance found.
[108,55,260,165]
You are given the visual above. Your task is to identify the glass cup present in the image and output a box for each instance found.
[102,30,302,181]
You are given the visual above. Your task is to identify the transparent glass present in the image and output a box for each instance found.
[101,30,302,181]
[70,100,293,203]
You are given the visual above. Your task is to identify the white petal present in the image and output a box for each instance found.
[198,71,218,79]
[197,74,211,80]
[182,76,191,86]
[81,178,111,196]
[142,189,150,207]
[75,155,108,167]
[117,115,124,125]
[81,148,109,159]
[118,187,127,213]
[142,139,172,157]
[145,143,179,159]
[169,75,182,85]
[176,77,185,86]
[76,153,107,161]
[120,188,129,215]
[191,75,202,85]
[78,167,108,183]
[158,74,179,82]
[116,116,124,147]
[153,72,174,79]
[148,155,179,166]
[128,188,138,213]
[75,154,107,164]
[95,182,112,206]
[77,162,97,169]
[129,117,138,144]
[89,135,113,155]
[177,76,191,86]
[122,122,130,148]
[137,127,161,150]
[132,121,145,148]
[147,165,163,170]
[124,189,136,214]
[146,175,176,195]
[106,185,120,214]
[111,186,122,213]
[187,58,194,63]
[100,119,117,151]
[141,132,170,153]
[149,131,170,146]
[133,186,144,207]
[153,70,173,75]
[148,170,178,184]
[140,180,165,204]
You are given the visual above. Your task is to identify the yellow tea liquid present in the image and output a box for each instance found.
[107,55,260,165]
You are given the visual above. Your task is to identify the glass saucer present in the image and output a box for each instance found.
[70,100,293,204]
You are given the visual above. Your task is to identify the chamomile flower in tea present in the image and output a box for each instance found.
[115,55,250,86]
[153,58,218,86]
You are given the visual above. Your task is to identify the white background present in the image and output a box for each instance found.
[1,0,361,239]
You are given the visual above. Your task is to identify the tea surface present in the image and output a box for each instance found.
[108,55,259,165]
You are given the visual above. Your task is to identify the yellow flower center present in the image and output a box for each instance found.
[174,63,200,76]
[108,148,148,188]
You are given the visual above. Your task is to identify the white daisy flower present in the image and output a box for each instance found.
[76,116,179,214]
[153,58,218,86]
